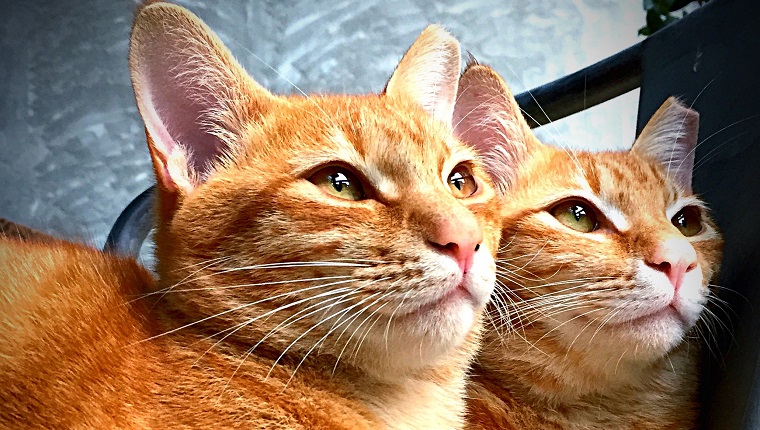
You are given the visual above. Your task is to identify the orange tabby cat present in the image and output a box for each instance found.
[452,64,723,429]
[0,4,503,428]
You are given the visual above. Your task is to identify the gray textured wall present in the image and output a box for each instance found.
[0,0,642,247]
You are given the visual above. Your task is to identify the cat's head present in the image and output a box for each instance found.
[129,3,502,377]
[453,63,723,365]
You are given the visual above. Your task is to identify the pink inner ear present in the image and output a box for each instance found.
[452,67,533,193]
[140,40,225,176]
[453,84,502,156]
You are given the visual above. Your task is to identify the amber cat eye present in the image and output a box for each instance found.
[448,164,478,198]
[671,206,703,237]
[550,200,599,233]
[308,166,365,201]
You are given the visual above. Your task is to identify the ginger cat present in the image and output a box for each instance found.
[0,4,504,428]
[453,64,723,429]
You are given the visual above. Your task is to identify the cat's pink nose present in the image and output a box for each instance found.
[646,236,698,291]
[426,216,483,274]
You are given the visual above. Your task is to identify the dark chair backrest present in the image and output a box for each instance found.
[105,0,760,426]
[636,0,760,428]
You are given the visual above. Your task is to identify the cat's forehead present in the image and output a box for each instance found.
[532,148,688,230]
[577,151,684,222]
[277,96,475,191]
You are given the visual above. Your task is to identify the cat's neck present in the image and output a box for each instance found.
[188,330,471,429]
[476,327,697,408]
[152,279,473,430]
[357,364,469,430]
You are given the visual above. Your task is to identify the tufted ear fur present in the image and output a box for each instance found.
[384,25,461,125]
[632,97,699,194]
[452,61,539,194]
[129,2,278,197]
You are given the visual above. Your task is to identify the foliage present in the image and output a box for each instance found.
[639,0,710,36]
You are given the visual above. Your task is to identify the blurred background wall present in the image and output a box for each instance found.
[0,0,642,248]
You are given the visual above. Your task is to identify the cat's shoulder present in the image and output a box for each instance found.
[0,235,153,311]
[0,236,162,427]
[0,236,157,365]
[0,237,377,428]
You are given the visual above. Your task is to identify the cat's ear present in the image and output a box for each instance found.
[129,2,277,196]
[632,97,699,194]
[453,61,538,194]
[384,25,461,125]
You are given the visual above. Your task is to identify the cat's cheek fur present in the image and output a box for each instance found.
[349,248,497,375]
[545,259,706,362]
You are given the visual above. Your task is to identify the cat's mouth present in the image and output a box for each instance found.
[603,304,686,328]
[397,282,476,319]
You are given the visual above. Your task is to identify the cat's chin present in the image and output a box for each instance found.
[557,269,707,361]
[349,257,496,376]
[596,283,705,359]
[600,306,688,355]
[552,303,696,364]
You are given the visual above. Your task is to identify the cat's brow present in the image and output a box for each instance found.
[363,164,399,200]
[593,196,630,232]
[665,196,706,220]
[289,130,365,176]
[331,130,401,199]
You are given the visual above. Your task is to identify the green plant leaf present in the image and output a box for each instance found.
[645,8,666,32]
[638,25,653,36]
[639,0,708,37]
[671,0,695,11]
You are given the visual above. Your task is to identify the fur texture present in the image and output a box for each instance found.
[455,64,724,429]
[0,4,503,429]
[0,217,57,243]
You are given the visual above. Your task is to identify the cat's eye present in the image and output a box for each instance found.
[448,164,478,198]
[671,206,703,237]
[550,200,599,233]
[308,166,365,201]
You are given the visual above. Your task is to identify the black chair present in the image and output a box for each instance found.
[105,0,760,427]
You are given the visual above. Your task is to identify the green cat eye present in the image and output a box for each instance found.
[550,200,599,233]
[671,206,703,237]
[308,166,365,201]
[448,164,478,198]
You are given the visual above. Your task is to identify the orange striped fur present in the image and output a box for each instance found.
[455,64,723,429]
[0,4,502,429]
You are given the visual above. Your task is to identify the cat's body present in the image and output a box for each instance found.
[0,4,503,429]
[452,64,723,429]
[0,238,379,429]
